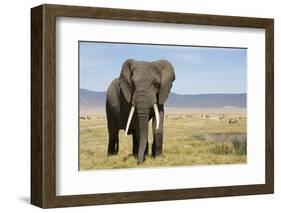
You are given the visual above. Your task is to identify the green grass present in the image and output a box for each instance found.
[79,113,247,170]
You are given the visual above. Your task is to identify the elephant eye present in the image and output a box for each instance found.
[153,80,159,87]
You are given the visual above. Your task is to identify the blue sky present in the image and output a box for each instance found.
[79,42,246,94]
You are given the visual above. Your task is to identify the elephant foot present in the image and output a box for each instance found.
[107,151,118,156]
[107,152,118,156]
[152,141,162,158]
[152,152,162,158]
[107,139,119,156]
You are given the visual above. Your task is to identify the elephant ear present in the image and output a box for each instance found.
[156,60,175,105]
[119,59,134,103]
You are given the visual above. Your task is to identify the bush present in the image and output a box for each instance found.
[210,143,234,155]
[232,139,247,155]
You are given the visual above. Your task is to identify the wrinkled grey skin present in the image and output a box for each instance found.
[106,59,175,164]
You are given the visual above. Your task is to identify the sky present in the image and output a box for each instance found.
[79,42,247,95]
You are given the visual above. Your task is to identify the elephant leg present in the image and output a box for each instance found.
[107,116,119,156]
[132,131,139,157]
[145,141,149,156]
[107,130,119,155]
[152,105,164,157]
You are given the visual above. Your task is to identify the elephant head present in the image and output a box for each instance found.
[119,59,175,163]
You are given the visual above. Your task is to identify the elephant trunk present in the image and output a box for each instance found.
[137,108,149,164]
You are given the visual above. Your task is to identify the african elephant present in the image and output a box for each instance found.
[106,59,175,164]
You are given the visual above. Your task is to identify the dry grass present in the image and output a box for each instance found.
[79,108,247,170]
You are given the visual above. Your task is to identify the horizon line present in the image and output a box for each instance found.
[80,88,247,96]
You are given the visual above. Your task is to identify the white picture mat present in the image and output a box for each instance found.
[56,17,265,196]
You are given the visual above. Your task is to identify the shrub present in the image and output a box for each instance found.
[232,139,247,155]
[210,143,234,155]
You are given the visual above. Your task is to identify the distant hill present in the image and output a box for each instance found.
[80,89,246,108]
[80,89,106,108]
[166,93,246,108]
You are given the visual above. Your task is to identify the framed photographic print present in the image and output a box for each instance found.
[31,4,274,208]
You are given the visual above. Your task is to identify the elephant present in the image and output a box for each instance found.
[105,59,175,164]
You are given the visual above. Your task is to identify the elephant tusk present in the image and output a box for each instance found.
[153,104,160,130]
[125,106,135,136]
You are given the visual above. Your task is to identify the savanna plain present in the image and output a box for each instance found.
[80,107,246,170]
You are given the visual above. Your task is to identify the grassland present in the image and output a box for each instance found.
[79,107,246,170]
